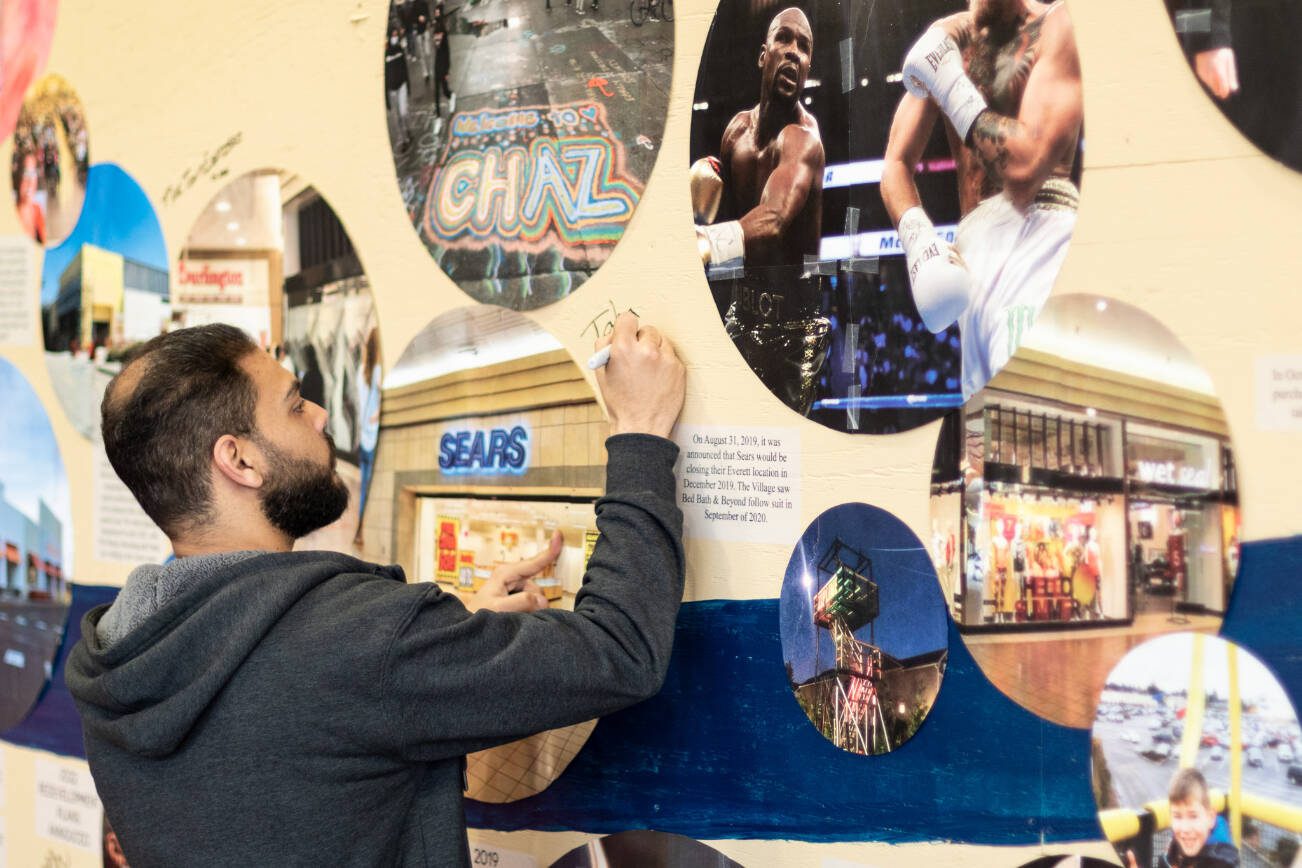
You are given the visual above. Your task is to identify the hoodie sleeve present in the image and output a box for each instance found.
[379,434,685,761]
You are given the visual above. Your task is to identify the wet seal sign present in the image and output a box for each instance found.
[422,101,641,257]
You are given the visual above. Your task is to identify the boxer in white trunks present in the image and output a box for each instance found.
[881,0,1083,398]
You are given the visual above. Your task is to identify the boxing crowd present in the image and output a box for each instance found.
[816,266,963,412]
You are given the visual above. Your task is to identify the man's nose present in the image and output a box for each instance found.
[310,401,328,434]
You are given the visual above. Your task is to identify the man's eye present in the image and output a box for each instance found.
[294,400,306,413]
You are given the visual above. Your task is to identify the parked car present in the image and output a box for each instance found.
[1144,743,1173,763]
[1246,747,1263,767]
[1287,765,1302,785]
[1280,745,1295,763]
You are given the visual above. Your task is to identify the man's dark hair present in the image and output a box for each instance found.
[101,324,260,537]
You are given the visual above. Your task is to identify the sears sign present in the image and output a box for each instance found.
[438,425,530,475]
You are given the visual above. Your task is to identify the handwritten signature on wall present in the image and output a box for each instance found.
[161,132,243,206]
[580,299,640,341]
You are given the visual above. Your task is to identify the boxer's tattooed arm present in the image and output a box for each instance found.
[969,112,1017,179]
[963,13,1047,183]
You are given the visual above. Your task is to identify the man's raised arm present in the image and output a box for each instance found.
[695,122,823,267]
[737,125,823,258]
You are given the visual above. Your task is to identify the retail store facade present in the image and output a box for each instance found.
[931,348,1237,631]
[365,348,607,602]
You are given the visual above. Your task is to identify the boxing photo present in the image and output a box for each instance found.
[689,0,1082,434]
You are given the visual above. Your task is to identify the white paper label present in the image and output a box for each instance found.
[34,759,101,853]
[93,442,170,564]
[0,236,36,346]
[466,839,537,868]
[1256,355,1302,431]
[675,425,800,542]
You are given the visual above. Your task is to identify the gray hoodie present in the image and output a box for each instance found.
[66,435,684,867]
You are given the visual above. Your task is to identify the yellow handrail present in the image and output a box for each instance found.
[1179,634,1205,770]
[1228,643,1242,848]
[1100,790,1301,842]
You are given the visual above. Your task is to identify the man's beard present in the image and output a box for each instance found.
[256,435,350,540]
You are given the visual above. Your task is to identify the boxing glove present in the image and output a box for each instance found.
[696,220,744,268]
[902,27,987,141]
[690,156,724,225]
[898,206,970,333]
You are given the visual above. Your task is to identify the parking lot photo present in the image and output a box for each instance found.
[1094,633,1302,868]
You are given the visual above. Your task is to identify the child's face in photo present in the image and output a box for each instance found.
[1170,797,1217,857]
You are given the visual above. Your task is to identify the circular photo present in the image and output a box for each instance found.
[385,0,674,309]
[931,294,1241,729]
[40,164,166,439]
[550,831,744,868]
[779,502,948,756]
[1163,0,1302,173]
[690,0,1083,433]
[0,356,71,732]
[1015,858,1117,868]
[382,305,609,800]
[0,0,60,140]
[1094,633,1301,868]
[11,72,89,246]
[177,170,383,556]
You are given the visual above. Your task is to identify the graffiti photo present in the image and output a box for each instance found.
[385,0,673,309]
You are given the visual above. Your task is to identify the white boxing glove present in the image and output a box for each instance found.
[696,220,744,268]
[902,27,988,141]
[898,207,970,333]
[690,156,724,225]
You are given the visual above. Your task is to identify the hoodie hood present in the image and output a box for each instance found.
[66,550,400,759]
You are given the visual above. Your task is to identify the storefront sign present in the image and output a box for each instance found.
[175,258,269,306]
[1135,460,1209,488]
[438,425,530,475]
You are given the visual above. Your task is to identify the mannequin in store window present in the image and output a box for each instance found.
[991,519,1012,622]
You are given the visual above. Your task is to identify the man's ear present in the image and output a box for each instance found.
[213,434,264,490]
[758,45,767,70]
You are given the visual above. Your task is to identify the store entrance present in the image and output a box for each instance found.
[415,494,598,607]
[1127,499,1218,616]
